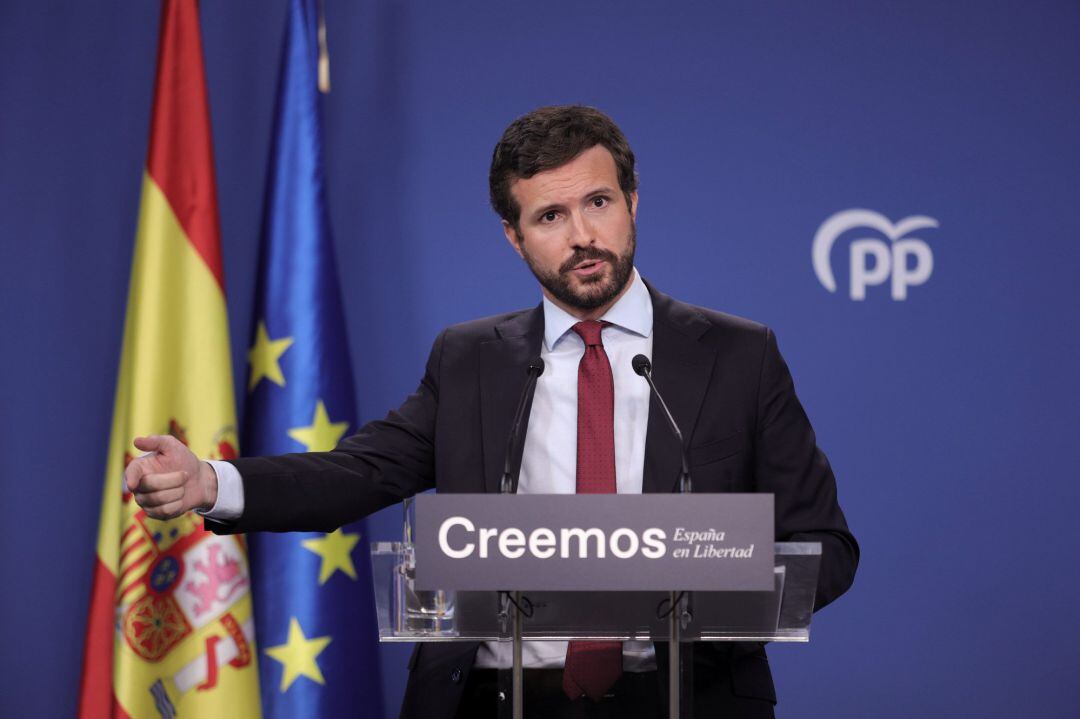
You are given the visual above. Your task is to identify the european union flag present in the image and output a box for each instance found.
[243,1,383,716]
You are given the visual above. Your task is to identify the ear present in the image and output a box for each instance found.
[629,191,639,221]
[502,220,525,259]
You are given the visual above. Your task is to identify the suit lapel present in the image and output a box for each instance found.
[642,284,717,494]
[479,306,544,494]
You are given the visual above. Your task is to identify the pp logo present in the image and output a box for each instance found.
[812,209,938,300]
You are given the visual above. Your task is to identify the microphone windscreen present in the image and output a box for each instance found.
[631,354,651,376]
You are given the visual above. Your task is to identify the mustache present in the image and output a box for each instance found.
[559,247,618,274]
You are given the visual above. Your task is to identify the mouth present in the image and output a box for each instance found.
[569,258,607,277]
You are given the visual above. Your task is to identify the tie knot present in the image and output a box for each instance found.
[572,320,606,347]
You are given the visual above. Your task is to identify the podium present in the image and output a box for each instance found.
[371,495,821,719]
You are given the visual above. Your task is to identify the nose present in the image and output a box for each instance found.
[567,210,595,248]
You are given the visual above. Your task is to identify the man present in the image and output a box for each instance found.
[128,105,858,718]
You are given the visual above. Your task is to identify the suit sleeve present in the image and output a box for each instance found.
[754,327,859,610]
[208,330,447,534]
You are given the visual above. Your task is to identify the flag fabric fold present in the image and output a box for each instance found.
[79,1,262,717]
[243,1,384,716]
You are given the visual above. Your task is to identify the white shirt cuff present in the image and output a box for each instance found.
[197,460,245,521]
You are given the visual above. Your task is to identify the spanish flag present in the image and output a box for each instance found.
[78,1,262,717]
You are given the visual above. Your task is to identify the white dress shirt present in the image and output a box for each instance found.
[204,270,656,670]
[474,269,655,670]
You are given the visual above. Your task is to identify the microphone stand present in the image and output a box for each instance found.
[499,359,544,719]
[633,354,693,718]
[500,359,544,494]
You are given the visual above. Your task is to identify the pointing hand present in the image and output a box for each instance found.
[124,435,218,519]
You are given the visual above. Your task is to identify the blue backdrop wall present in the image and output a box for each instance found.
[2,1,1078,717]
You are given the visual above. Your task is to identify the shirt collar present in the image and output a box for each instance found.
[542,268,653,351]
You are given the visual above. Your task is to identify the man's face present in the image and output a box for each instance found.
[502,145,638,317]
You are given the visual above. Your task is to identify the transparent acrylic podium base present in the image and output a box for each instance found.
[371,541,820,644]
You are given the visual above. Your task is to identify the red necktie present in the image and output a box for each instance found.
[562,320,623,701]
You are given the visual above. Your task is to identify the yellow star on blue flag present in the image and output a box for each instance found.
[248,320,294,391]
[301,529,360,584]
[287,400,348,452]
[264,618,332,692]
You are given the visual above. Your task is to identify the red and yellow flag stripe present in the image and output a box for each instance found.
[79,2,261,717]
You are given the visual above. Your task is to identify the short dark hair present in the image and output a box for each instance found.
[489,105,638,231]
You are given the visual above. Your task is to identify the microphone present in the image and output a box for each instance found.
[632,354,692,493]
[500,358,545,494]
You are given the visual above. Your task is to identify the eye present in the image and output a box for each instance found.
[541,210,559,223]
[591,196,608,208]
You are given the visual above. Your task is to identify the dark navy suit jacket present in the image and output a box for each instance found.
[214,282,859,717]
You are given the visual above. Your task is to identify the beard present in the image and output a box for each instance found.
[520,223,637,311]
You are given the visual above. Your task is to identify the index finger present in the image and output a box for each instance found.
[133,435,169,454]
